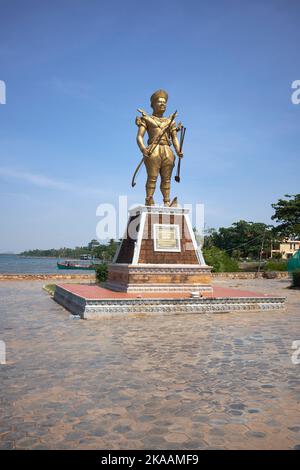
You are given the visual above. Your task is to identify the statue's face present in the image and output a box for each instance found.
[153,97,166,114]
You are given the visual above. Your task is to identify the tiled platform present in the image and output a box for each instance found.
[54,283,286,319]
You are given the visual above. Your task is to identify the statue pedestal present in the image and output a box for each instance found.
[106,205,212,293]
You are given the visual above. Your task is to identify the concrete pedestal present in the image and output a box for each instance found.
[106,205,212,293]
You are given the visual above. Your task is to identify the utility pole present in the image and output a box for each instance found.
[257,229,266,275]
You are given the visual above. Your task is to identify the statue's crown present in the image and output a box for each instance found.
[150,89,168,106]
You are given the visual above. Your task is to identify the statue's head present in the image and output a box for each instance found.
[150,89,168,114]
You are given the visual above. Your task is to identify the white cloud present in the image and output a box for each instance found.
[0,167,73,190]
[0,167,104,196]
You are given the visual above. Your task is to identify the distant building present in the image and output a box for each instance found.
[271,239,300,259]
[88,239,100,250]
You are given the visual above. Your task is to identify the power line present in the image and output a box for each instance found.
[204,231,268,253]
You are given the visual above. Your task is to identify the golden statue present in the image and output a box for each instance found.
[132,90,186,206]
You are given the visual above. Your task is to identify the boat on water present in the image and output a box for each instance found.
[80,254,93,260]
[57,261,95,270]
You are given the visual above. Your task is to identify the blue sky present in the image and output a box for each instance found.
[0,0,299,252]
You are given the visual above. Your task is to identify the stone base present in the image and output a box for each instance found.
[53,284,286,320]
[108,205,212,293]
[106,263,212,293]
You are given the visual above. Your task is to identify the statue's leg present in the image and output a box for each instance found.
[144,150,160,206]
[160,147,175,206]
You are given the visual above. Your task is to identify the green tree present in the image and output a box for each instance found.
[202,227,217,249]
[88,239,100,251]
[204,220,274,259]
[92,239,120,261]
[271,194,300,238]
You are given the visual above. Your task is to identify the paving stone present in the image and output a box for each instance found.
[288,426,300,433]
[230,403,246,410]
[138,415,156,422]
[228,410,243,416]
[165,432,190,443]
[246,431,267,439]
[113,425,132,433]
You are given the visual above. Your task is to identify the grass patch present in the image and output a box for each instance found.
[43,284,56,296]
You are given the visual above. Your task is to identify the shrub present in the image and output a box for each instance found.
[203,247,239,272]
[94,263,108,282]
[291,270,300,288]
[264,259,287,271]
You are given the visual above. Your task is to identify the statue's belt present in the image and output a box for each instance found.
[148,140,171,147]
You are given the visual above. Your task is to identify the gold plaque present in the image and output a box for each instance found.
[153,224,181,252]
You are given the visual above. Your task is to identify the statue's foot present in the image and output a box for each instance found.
[145,197,154,206]
[164,197,177,207]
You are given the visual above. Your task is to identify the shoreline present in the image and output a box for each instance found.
[0,272,289,281]
[0,273,96,281]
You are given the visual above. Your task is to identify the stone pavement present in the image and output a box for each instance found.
[0,278,299,450]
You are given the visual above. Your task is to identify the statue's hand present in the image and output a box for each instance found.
[177,151,184,158]
[142,148,150,158]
